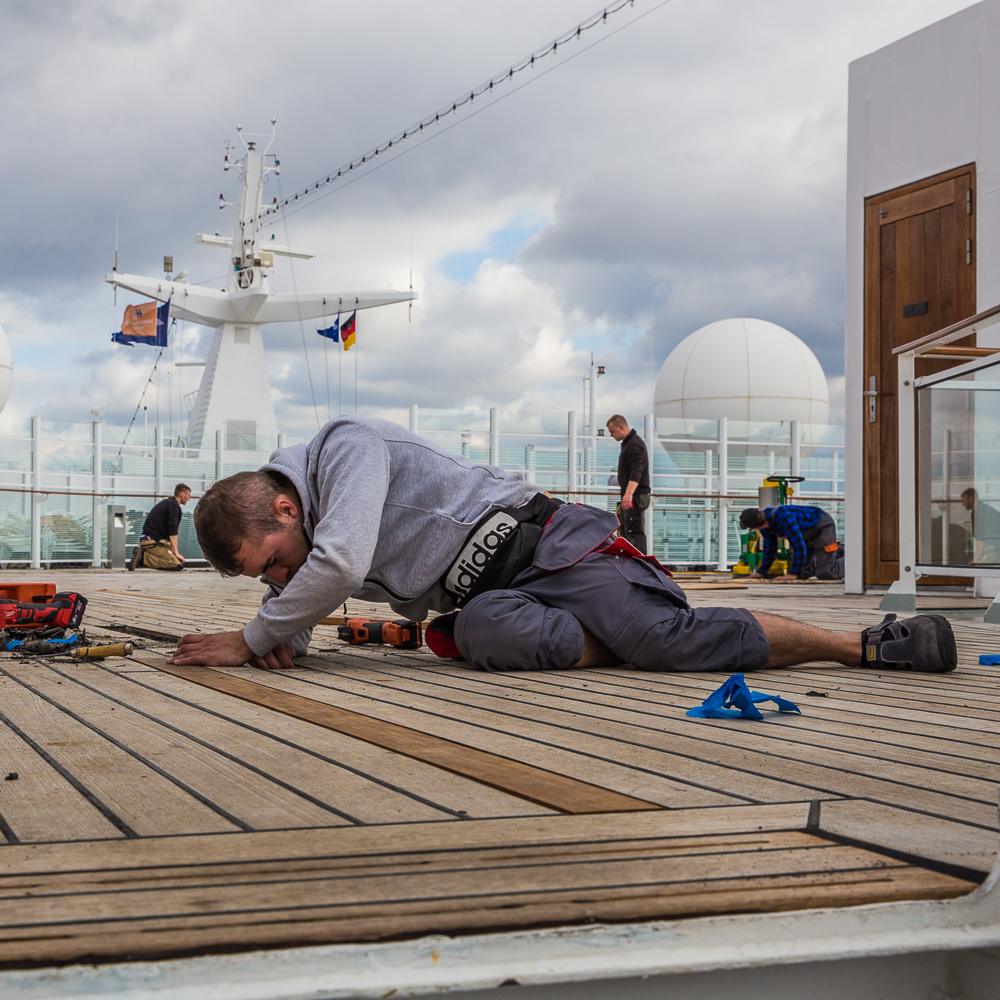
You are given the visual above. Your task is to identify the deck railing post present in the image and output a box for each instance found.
[30,416,41,569]
[567,411,577,503]
[92,413,102,568]
[277,433,286,450]
[704,448,713,566]
[791,419,801,482]
[216,430,225,484]
[643,413,654,556]
[155,426,164,500]
[941,430,951,564]
[717,417,729,572]
[409,403,418,435]
[490,408,499,467]
[881,351,918,612]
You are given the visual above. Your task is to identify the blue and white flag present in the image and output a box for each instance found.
[317,317,340,342]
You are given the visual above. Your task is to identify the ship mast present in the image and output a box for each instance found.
[106,122,416,451]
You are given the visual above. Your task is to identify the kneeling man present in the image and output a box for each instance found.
[169,417,954,675]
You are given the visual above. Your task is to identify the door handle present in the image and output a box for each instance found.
[863,375,877,423]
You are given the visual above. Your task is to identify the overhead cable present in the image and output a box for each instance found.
[259,0,664,223]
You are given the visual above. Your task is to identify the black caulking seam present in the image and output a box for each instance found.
[0,667,250,833]
[0,703,137,838]
[42,662,362,827]
[107,663,468,820]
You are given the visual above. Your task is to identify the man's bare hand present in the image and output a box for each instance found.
[747,572,766,583]
[253,642,295,670]
[772,574,799,583]
[621,493,633,509]
[167,630,294,670]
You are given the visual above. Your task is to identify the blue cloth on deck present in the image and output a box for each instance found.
[979,655,1000,665]
[686,672,801,721]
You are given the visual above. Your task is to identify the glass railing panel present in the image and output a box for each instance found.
[916,366,1000,568]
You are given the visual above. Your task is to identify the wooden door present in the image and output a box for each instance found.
[863,165,976,587]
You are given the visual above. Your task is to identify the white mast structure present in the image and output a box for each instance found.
[106,122,415,450]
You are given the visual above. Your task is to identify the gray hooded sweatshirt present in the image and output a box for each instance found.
[241,416,539,657]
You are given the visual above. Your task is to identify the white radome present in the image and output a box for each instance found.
[654,318,829,438]
[0,324,12,414]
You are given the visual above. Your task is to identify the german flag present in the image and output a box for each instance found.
[341,311,357,351]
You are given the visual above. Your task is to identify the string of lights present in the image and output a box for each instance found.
[259,0,651,222]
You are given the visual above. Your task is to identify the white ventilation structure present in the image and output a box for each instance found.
[654,317,829,446]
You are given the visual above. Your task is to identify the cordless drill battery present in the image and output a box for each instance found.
[337,618,423,649]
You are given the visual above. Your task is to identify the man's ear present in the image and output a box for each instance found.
[273,494,300,524]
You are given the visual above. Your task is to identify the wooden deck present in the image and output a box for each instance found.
[0,569,996,968]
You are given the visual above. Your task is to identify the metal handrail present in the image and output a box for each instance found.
[892,302,1000,355]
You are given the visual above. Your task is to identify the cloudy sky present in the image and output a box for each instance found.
[0,0,975,441]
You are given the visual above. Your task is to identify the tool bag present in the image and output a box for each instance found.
[440,493,563,608]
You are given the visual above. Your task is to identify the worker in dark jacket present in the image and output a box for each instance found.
[739,505,843,581]
[129,483,192,571]
[606,415,650,552]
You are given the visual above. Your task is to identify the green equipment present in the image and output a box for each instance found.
[733,476,804,578]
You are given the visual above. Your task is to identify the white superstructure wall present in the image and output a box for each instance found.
[846,0,1000,592]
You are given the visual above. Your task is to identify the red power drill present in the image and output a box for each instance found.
[0,592,87,630]
[337,618,423,649]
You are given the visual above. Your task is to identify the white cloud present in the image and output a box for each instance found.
[0,0,976,440]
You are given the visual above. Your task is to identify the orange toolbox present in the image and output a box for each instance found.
[0,583,57,603]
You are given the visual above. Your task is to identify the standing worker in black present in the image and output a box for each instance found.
[129,483,192,571]
[606,415,650,552]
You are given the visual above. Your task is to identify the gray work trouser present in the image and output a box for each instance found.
[799,514,843,580]
[453,547,769,674]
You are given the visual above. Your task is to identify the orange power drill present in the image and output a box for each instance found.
[337,618,423,649]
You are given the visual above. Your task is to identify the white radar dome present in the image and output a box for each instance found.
[653,318,828,446]
[0,325,12,414]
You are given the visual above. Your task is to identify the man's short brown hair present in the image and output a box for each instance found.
[173,483,191,497]
[194,470,299,576]
[606,414,628,429]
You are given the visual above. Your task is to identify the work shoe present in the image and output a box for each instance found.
[860,613,957,673]
[127,546,142,572]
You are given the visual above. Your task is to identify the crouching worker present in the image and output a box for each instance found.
[129,483,191,571]
[740,504,844,582]
[168,417,955,675]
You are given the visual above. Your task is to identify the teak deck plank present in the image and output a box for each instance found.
[0,804,814,876]
[0,707,124,845]
[0,868,971,967]
[0,671,237,838]
[383,661,1000,769]
[145,658,660,815]
[363,663,1000,802]
[0,830,837,894]
[319,659,1000,783]
[9,663,347,832]
[0,572,991,968]
[213,663,802,807]
[0,851,974,965]
[241,663,994,825]
[817,799,998,875]
[0,844,918,928]
[125,665,553,820]
[0,804,976,965]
